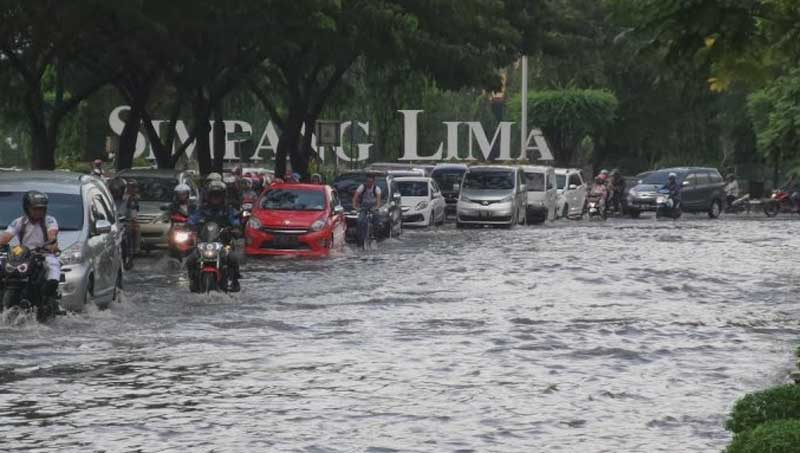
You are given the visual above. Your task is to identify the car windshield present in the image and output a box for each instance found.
[556,174,567,189]
[397,181,429,197]
[463,171,514,190]
[525,172,545,191]
[126,176,178,202]
[641,171,682,185]
[0,192,84,231]
[333,175,389,209]
[261,189,326,211]
[431,169,465,192]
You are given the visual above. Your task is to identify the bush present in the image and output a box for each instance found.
[726,419,800,453]
[726,385,800,434]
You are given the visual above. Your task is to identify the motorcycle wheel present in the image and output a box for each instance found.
[202,272,217,293]
[764,202,779,217]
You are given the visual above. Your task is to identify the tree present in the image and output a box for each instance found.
[0,1,113,169]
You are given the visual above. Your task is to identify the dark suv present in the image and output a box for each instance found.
[332,171,403,241]
[431,163,468,216]
[627,167,726,218]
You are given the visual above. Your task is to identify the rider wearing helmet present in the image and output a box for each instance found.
[664,172,681,198]
[187,180,242,292]
[170,183,196,218]
[92,159,104,178]
[724,173,740,206]
[609,169,626,212]
[0,191,61,298]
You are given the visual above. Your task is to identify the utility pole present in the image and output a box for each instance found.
[521,55,528,161]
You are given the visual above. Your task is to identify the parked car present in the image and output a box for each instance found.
[456,165,527,228]
[332,171,403,241]
[115,169,200,250]
[395,176,447,227]
[521,165,557,224]
[245,183,346,257]
[0,171,123,312]
[386,169,426,178]
[555,168,587,219]
[627,167,726,218]
[431,163,468,217]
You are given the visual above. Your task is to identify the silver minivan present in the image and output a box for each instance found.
[0,171,123,311]
[456,165,527,228]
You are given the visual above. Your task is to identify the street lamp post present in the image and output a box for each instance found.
[521,55,528,161]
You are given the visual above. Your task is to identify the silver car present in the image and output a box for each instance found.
[0,171,123,311]
[456,165,528,228]
[115,169,199,250]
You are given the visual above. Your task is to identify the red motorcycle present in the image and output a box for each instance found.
[240,192,257,224]
[167,212,195,260]
[764,190,800,217]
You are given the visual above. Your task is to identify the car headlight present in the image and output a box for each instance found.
[500,195,514,203]
[460,196,473,203]
[629,188,637,197]
[248,217,262,230]
[416,201,429,210]
[60,243,83,266]
[310,219,327,232]
[157,212,170,223]
[656,196,667,204]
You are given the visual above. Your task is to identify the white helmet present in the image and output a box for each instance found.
[174,183,191,194]
[668,172,677,179]
[206,172,222,182]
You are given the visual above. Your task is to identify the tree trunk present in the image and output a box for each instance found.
[276,111,304,179]
[117,103,144,171]
[212,102,226,173]
[193,96,212,176]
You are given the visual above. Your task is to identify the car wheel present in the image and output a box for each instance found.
[764,201,779,217]
[456,221,464,229]
[629,209,641,219]
[562,204,569,219]
[708,200,721,219]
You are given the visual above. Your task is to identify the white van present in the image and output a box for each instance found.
[521,165,557,224]
[555,168,587,219]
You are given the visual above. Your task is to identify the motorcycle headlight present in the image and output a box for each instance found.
[60,243,83,266]
[174,231,191,243]
[247,217,262,230]
[310,219,327,232]
[416,201,429,210]
[202,249,218,259]
[5,262,16,273]
[656,196,667,204]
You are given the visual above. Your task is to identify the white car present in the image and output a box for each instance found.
[521,165,558,224]
[555,168,587,219]
[394,176,447,227]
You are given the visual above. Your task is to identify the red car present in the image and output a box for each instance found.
[245,183,347,257]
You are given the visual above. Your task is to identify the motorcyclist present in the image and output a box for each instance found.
[609,169,626,212]
[589,176,608,212]
[353,174,382,243]
[724,174,740,207]
[170,183,196,219]
[783,174,800,209]
[663,172,681,199]
[0,191,60,299]
[109,178,138,267]
[200,173,222,207]
[91,159,104,178]
[310,173,324,184]
[186,180,242,292]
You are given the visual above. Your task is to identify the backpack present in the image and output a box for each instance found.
[358,184,378,204]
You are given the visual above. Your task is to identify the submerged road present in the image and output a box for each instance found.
[1,216,799,452]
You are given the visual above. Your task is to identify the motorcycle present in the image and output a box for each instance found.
[656,189,682,219]
[764,190,799,217]
[167,212,195,261]
[725,194,751,214]
[1,241,61,322]
[240,193,256,224]
[586,193,607,220]
[188,222,235,293]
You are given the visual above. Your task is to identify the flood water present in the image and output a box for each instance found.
[1,216,799,452]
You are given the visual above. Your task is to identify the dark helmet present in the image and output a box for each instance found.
[109,178,127,197]
[23,191,48,215]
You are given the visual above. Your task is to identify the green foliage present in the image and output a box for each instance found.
[725,419,800,453]
[509,89,618,166]
[747,69,800,164]
[726,385,800,434]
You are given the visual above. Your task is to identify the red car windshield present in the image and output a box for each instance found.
[261,189,326,211]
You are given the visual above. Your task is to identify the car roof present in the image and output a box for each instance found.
[659,167,719,173]
[394,176,431,182]
[467,165,515,172]
[520,165,554,173]
[554,168,581,174]
[335,170,389,179]
[0,171,93,195]
[270,183,327,191]
[432,163,468,170]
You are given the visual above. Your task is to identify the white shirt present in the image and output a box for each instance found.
[5,215,58,248]
[355,184,381,207]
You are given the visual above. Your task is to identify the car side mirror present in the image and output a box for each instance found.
[333,205,344,215]
[568,184,577,190]
[95,219,112,235]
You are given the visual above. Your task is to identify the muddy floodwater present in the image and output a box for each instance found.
[1,217,799,452]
